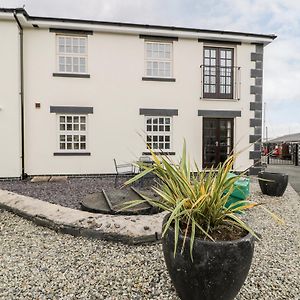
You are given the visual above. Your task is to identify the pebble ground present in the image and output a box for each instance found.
[0,182,299,299]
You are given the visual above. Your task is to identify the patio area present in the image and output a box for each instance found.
[0,181,299,299]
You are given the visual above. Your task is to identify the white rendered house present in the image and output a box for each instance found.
[0,8,275,178]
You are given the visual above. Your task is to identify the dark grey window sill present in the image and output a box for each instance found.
[53,152,91,156]
[142,77,176,82]
[142,152,175,156]
[53,73,90,78]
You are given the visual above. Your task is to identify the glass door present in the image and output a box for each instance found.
[203,118,233,168]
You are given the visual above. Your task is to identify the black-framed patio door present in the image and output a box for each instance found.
[203,118,234,168]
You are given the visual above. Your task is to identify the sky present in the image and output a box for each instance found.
[1,0,300,139]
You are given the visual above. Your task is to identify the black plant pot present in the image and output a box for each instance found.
[258,171,288,197]
[162,217,255,300]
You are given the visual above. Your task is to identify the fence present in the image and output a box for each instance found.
[263,143,299,166]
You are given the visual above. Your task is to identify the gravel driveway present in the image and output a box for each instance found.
[0,182,299,299]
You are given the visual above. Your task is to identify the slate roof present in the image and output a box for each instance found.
[269,133,300,143]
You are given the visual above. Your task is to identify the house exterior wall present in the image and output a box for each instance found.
[22,28,256,175]
[0,20,21,178]
[0,8,275,178]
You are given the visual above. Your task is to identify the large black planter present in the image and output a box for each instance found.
[258,171,288,197]
[162,217,255,300]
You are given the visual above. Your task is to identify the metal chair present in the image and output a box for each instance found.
[113,159,136,187]
[137,156,155,187]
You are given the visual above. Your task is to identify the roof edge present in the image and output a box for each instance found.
[0,7,277,41]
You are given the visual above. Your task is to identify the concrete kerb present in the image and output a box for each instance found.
[0,189,166,244]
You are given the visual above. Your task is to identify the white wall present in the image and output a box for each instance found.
[22,28,256,175]
[0,20,21,177]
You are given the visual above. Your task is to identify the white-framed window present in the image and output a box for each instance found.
[57,35,88,74]
[58,115,88,151]
[144,41,173,78]
[145,116,172,151]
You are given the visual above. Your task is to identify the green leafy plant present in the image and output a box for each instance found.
[124,142,282,258]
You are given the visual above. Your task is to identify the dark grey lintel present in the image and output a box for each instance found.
[53,152,91,156]
[49,28,93,35]
[198,39,241,45]
[142,152,176,156]
[198,110,241,118]
[139,108,178,116]
[142,77,176,82]
[139,34,178,41]
[50,106,93,114]
[53,73,90,78]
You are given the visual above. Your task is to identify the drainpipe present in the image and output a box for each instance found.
[13,11,26,179]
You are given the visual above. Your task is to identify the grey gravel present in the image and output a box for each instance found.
[0,182,300,299]
[0,177,154,210]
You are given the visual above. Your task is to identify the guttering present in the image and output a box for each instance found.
[13,10,26,179]
[0,8,276,45]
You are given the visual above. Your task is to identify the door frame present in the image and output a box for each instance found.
[202,117,234,169]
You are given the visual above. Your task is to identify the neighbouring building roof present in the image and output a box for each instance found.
[269,133,300,143]
[0,7,276,45]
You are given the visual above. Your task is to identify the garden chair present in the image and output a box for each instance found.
[113,159,136,187]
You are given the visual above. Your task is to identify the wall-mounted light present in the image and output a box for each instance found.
[35,102,41,109]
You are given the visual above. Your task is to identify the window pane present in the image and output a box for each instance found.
[59,64,65,72]
[60,116,65,123]
[80,116,86,123]
[80,124,86,131]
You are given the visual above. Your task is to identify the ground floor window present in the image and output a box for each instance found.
[58,114,87,151]
[145,116,172,151]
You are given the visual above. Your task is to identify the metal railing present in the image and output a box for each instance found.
[199,65,241,100]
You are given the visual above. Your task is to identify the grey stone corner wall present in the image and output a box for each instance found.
[249,44,264,175]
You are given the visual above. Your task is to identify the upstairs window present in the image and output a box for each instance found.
[203,47,234,99]
[57,36,87,74]
[145,41,173,78]
[145,116,172,151]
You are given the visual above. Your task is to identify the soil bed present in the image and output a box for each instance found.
[0,176,156,211]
